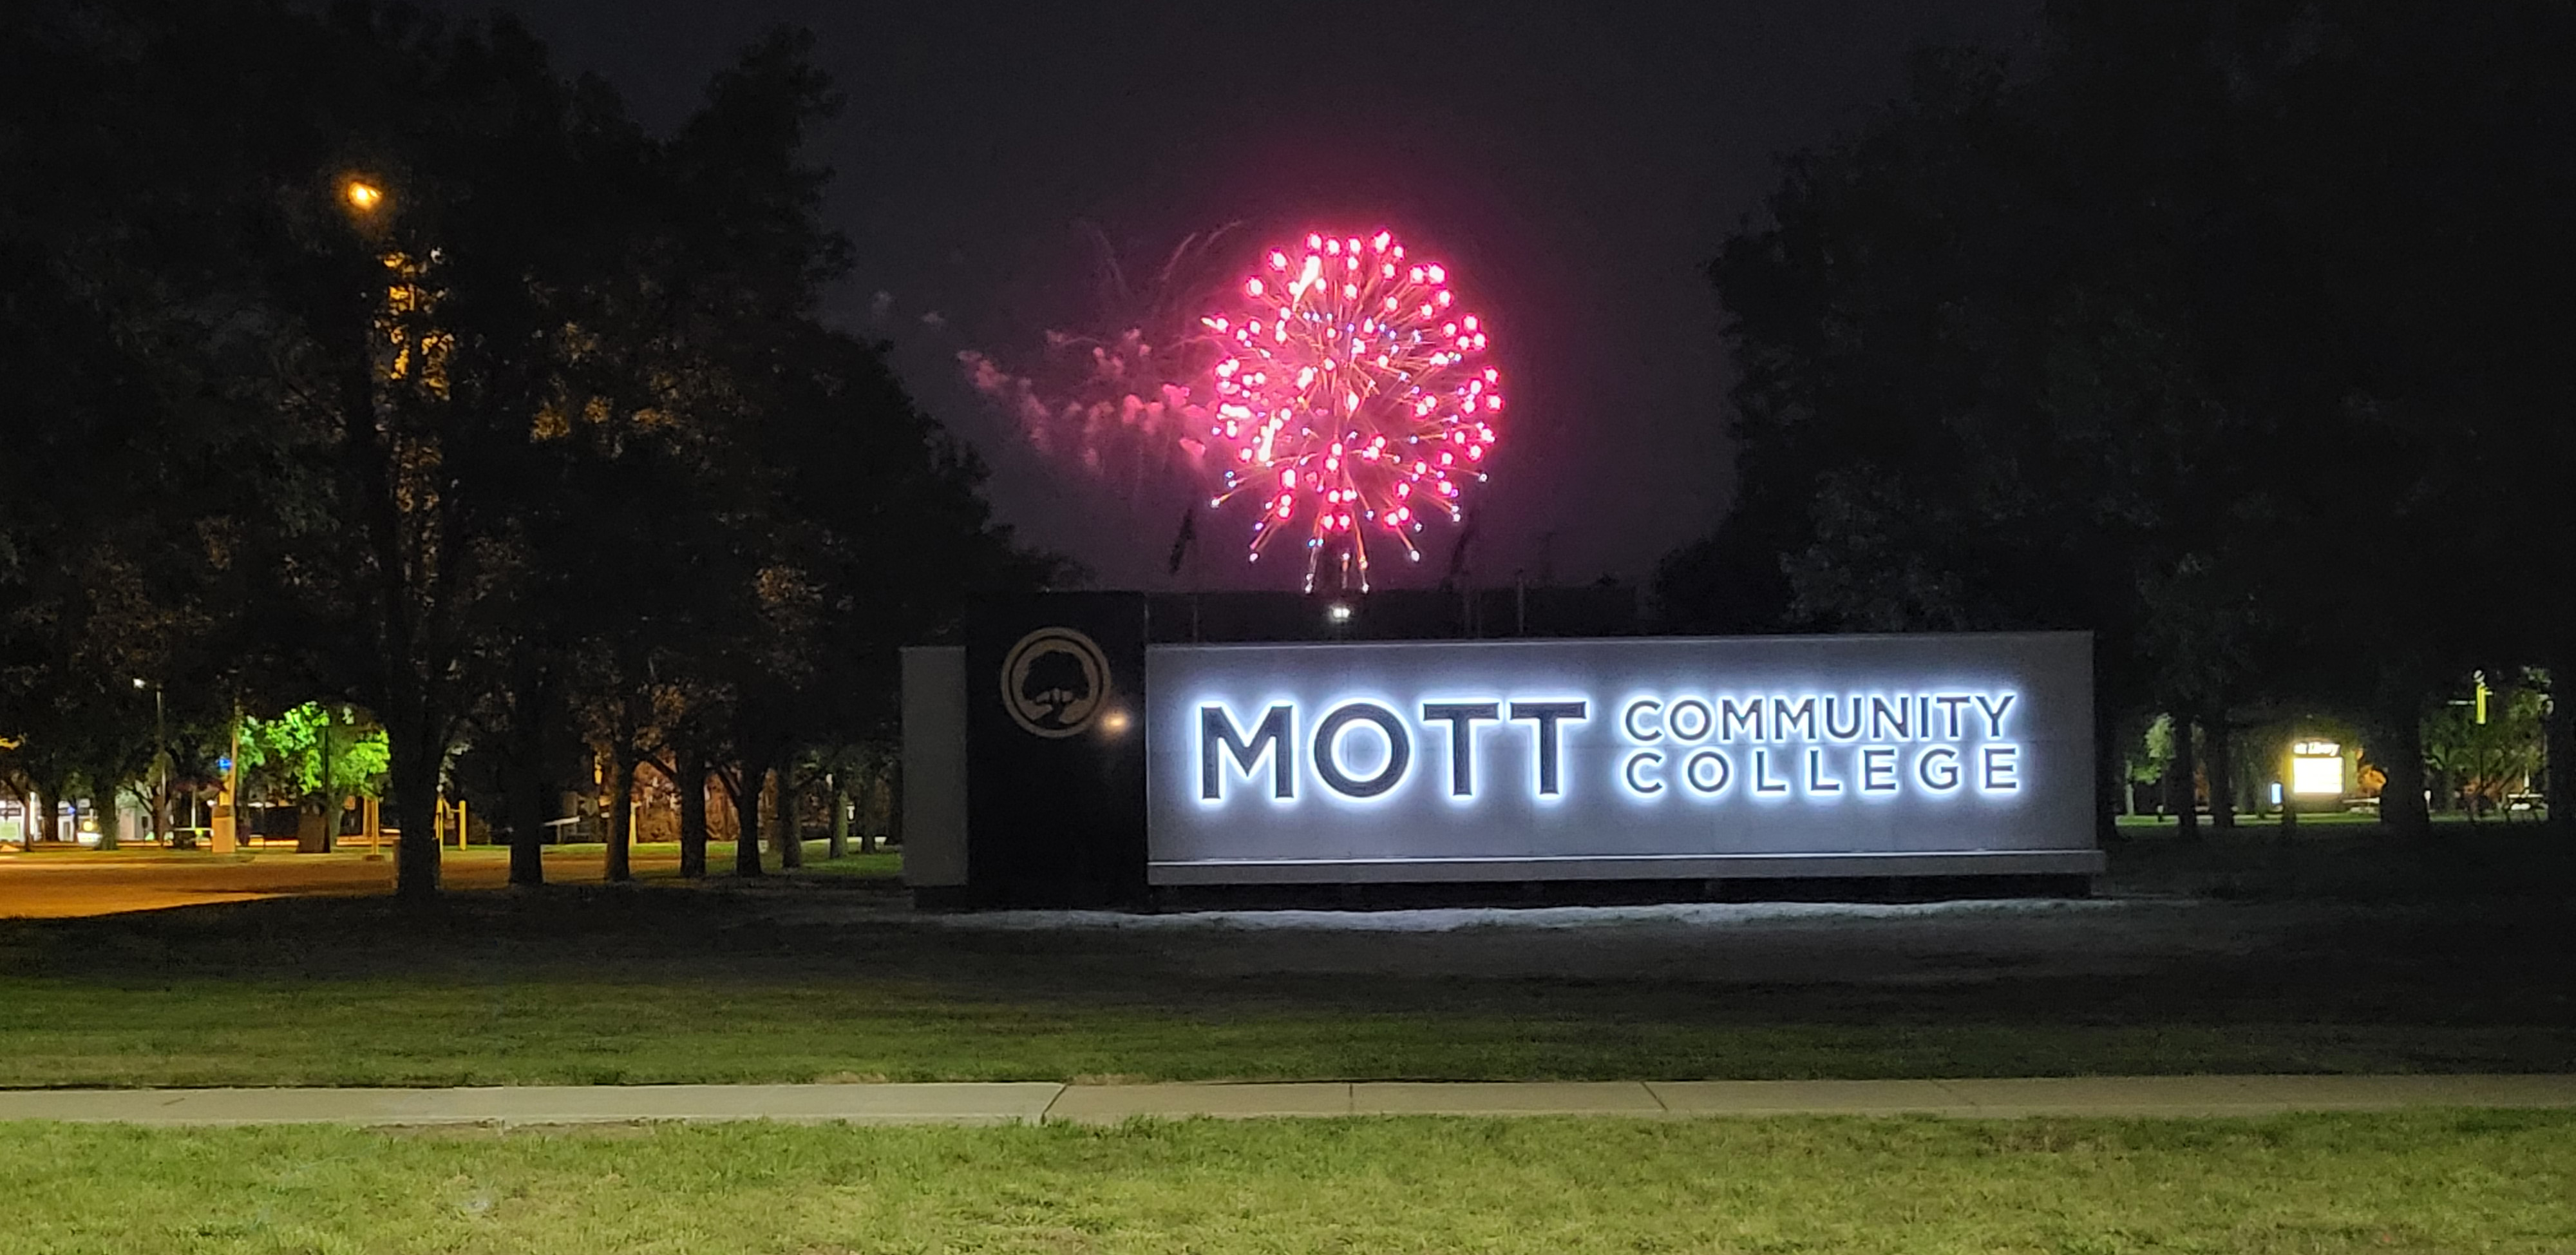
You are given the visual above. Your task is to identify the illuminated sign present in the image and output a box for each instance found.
[2289,740,2344,797]
[1146,633,2100,884]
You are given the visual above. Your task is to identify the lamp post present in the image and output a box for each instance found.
[212,704,239,854]
[129,678,165,847]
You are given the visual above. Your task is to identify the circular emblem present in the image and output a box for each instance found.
[999,627,1112,738]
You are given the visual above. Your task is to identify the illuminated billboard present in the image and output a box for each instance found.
[1146,633,2099,884]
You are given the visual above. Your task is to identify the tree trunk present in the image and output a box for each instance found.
[2207,718,2237,830]
[732,756,766,877]
[317,707,337,854]
[93,781,120,850]
[504,751,545,888]
[2091,698,2122,845]
[828,777,849,861]
[33,781,59,843]
[148,751,167,846]
[677,745,709,879]
[859,771,880,854]
[296,798,332,853]
[332,271,444,900]
[603,752,634,883]
[501,662,553,887]
[2548,655,2576,836]
[2278,741,2300,836]
[884,760,902,850]
[773,767,804,870]
[389,734,444,899]
[2170,717,2200,840]
[2374,688,2431,839]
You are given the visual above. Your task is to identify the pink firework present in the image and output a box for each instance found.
[1200,229,1502,591]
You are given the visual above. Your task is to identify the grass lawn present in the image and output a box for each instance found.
[788,849,903,877]
[0,829,2570,1087]
[5,1111,2572,1254]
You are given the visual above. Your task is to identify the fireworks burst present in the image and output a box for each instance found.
[1200,229,1501,591]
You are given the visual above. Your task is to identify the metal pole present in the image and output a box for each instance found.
[152,685,167,845]
[319,707,333,853]
[213,711,239,854]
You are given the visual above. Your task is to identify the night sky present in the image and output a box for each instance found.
[484,0,2041,591]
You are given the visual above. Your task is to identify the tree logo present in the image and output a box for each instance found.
[999,627,1112,738]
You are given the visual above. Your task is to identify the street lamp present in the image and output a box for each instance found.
[343,178,384,213]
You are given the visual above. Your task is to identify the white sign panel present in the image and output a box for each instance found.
[1146,633,2099,883]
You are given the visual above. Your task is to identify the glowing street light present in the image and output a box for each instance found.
[343,178,384,213]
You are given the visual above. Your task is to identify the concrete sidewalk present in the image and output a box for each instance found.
[3,1075,2571,1128]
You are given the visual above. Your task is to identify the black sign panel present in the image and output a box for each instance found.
[965,593,1149,906]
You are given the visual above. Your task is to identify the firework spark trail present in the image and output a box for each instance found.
[1200,229,1501,591]
[958,336,1204,480]
[954,226,1239,502]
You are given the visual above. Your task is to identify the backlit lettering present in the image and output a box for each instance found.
[1201,704,1293,800]
[1869,696,1909,741]
[1624,751,1663,794]
[1824,696,1863,740]
[1719,698,1763,742]
[1667,698,1712,741]
[1314,702,1409,798]
[1753,749,1788,794]
[1421,702,1501,797]
[1622,699,1663,742]
[1508,700,1587,796]
[1861,747,1898,792]
[1976,693,2016,738]
[1982,744,2020,791]
[1685,749,1730,794]
[1806,747,1842,794]
[1770,696,1817,741]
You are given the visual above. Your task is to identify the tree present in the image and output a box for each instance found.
[713,323,1063,875]
[7,7,1055,894]
[1,3,274,854]
[236,702,391,849]
[0,3,614,890]
[1663,3,2576,843]
[2421,678,2546,819]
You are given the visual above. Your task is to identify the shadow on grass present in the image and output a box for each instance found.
[0,828,2568,1086]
